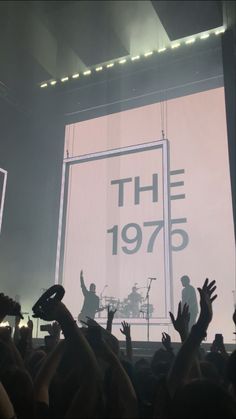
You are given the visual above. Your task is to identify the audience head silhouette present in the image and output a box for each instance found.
[0,277,234,419]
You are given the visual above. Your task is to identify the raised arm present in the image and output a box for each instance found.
[0,382,15,419]
[161,332,175,359]
[106,305,117,333]
[16,317,34,360]
[0,326,24,370]
[169,302,202,380]
[34,340,65,405]
[167,278,217,398]
[169,302,190,342]
[97,336,138,418]
[80,270,88,296]
[33,294,102,415]
[13,315,21,345]
[120,321,133,362]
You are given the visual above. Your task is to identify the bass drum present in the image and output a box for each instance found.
[118,300,132,318]
[140,304,154,317]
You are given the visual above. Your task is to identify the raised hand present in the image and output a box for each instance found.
[233,308,236,327]
[80,270,83,281]
[169,302,190,341]
[197,278,217,332]
[34,298,70,322]
[106,305,117,333]
[27,316,33,332]
[162,332,172,351]
[120,321,131,338]
[107,305,117,321]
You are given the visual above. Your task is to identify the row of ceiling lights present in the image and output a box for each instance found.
[40,27,225,88]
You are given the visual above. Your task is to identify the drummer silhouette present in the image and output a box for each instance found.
[128,286,142,317]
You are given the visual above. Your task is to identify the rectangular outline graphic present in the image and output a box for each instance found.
[0,168,7,234]
[55,140,173,322]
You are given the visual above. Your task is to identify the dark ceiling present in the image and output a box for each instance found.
[0,0,226,113]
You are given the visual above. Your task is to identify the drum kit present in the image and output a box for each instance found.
[31,282,156,343]
[100,295,154,318]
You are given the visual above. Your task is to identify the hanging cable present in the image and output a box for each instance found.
[165,90,168,139]
[160,95,165,139]
[72,123,75,157]
[66,126,71,158]
[160,90,168,140]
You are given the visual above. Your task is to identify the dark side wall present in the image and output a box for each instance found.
[0,103,65,311]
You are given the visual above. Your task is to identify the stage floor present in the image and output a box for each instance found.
[32,338,236,359]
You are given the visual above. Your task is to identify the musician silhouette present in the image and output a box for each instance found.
[128,286,142,317]
[78,270,100,323]
[181,275,198,329]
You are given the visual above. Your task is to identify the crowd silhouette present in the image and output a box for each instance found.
[0,278,236,418]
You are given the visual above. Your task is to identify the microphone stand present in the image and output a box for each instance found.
[145,279,153,342]
[100,285,108,304]
[36,288,47,338]
[99,285,107,318]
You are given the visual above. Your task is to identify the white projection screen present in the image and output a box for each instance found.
[56,86,235,343]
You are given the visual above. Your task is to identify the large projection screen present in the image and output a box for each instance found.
[56,86,235,343]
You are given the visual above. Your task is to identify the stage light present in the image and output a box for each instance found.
[215,28,225,35]
[50,80,57,86]
[83,70,91,75]
[158,47,166,53]
[171,43,180,49]
[95,66,103,71]
[119,59,127,64]
[200,33,209,39]
[61,77,69,82]
[40,83,48,88]
[72,73,80,79]
[185,38,195,44]
[144,51,153,57]
[106,63,114,68]
[19,323,28,328]
[0,321,9,327]
[131,55,140,61]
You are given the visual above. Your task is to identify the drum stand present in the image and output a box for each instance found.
[99,285,107,318]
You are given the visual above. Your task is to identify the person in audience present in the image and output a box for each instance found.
[0,277,236,418]
[120,321,133,362]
